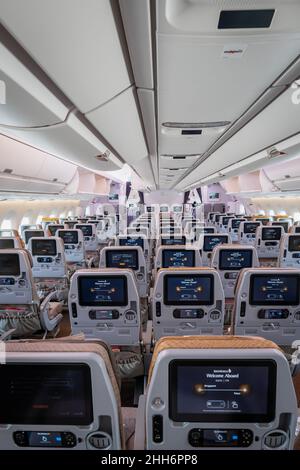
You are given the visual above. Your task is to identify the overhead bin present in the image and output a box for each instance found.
[0,134,77,184]
[0,0,131,114]
[0,173,65,194]
[130,156,155,189]
[86,87,148,166]
[0,43,70,127]
[0,110,123,174]
[119,0,153,90]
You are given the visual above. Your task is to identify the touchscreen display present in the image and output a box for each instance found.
[203,236,228,252]
[105,250,139,270]
[250,274,299,305]
[219,250,252,270]
[162,250,195,268]
[76,225,93,237]
[78,276,127,306]
[169,360,276,423]
[262,227,282,241]
[0,364,93,425]
[58,231,78,244]
[24,231,44,244]
[31,239,57,256]
[164,274,213,305]
[0,254,20,276]
[288,236,300,252]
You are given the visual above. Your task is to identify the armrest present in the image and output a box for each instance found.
[142,320,153,353]
[40,290,63,332]
[133,394,146,450]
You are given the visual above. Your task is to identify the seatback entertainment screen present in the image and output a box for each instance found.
[272,222,289,233]
[164,274,214,305]
[31,239,57,256]
[0,239,15,249]
[262,227,282,241]
[231,219,244,229]
[203,236,228,252]
[221,217,233,227]
[162,250,195,268]
[243,223,260,234]
[76,225,93,237]
[250,274,300,305]
[48,225,64,236]
[161,237,186,246]
[0,254,20,276]
[24,231,44,244]
[219,249,253,270]
[58,231,79,245]
[78,275,128,306]
[119,237,144,249]
[0,364,93,425]
[105,250,139,270]
[169,359,276,423]
[288,236,300,252]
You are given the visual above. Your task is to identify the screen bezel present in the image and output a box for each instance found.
[169,359,276,423]
[78,275,128,306]
[219,249,253,270]
[105,249,139,270]
[249,273,300,306]
[164,273,214,306]
[162,249,195,268]
[0,363,93,425]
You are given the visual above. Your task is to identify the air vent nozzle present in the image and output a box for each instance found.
[95,150,110,162]
[267,147,287,160]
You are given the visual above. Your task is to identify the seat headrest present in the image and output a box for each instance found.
[149,335,280,382]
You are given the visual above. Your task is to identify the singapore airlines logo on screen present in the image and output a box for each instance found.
[0,80,6,105]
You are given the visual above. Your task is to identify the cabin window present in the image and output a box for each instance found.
[0,218,12,229]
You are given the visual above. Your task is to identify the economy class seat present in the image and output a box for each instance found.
[0,338,129,450]
[0,249,63,339]
[139,335,298,450]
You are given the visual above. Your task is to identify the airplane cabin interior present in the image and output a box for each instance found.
[1,0,300,456]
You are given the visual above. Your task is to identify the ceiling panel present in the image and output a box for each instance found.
[86,87,148,165]
[0,0,131,113]
[156,0,300,188]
